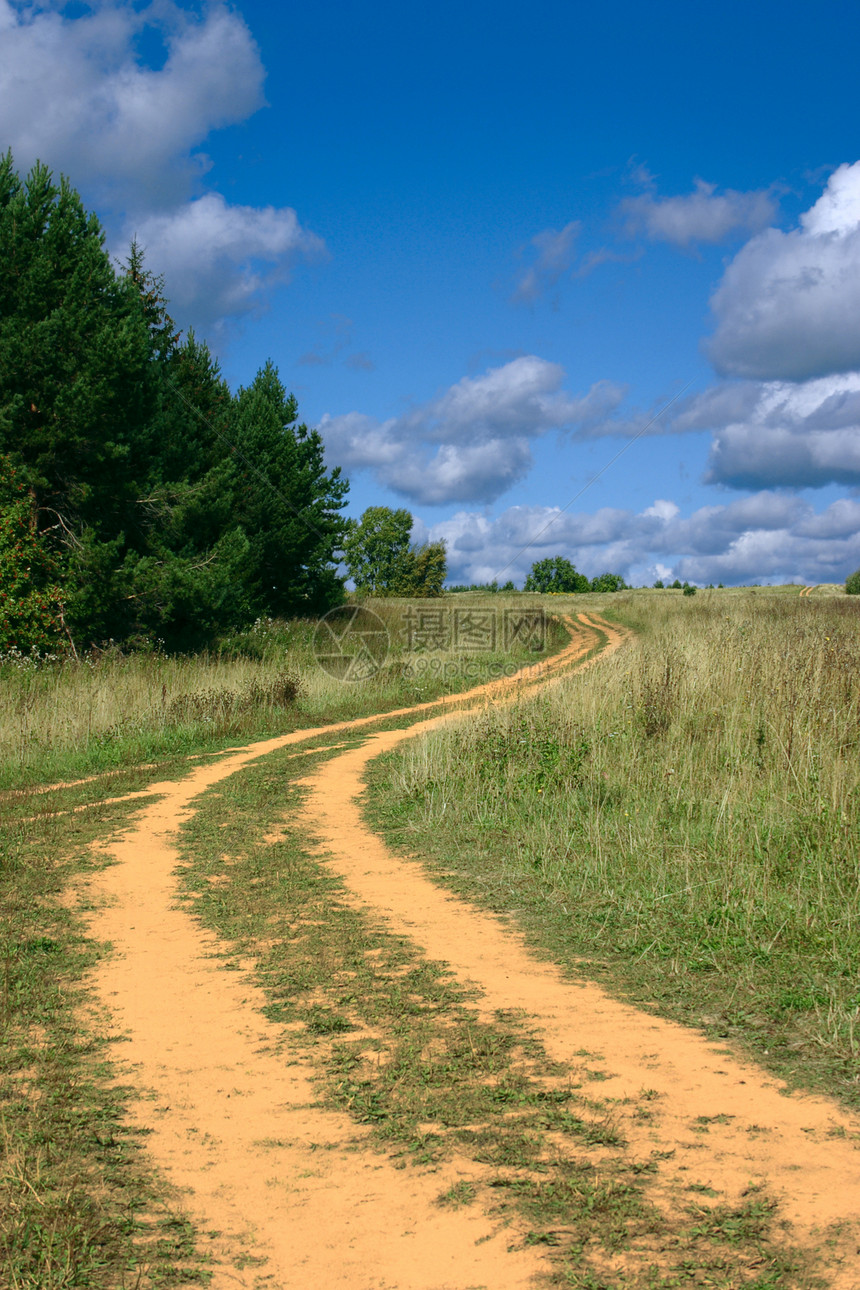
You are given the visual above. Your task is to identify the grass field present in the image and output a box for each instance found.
[0,599,564,789]
[368,587,860,1108]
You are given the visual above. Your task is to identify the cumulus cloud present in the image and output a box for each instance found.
[425,494,860,588]
[707,424,860,490]
[0,0,263,206]
[670,373,860,489]
[404,357,626,443]
[0,0,324,330]
[129,195,325,326]
[706,162,860,380]
[386,439,535,506]
[620,177,776,248]
[513,221,581,301]
[318,358,629,505]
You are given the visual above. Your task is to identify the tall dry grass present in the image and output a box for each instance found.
[0,598,562,786]
[378,591,860,1095]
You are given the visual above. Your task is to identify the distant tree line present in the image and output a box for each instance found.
[1,155,350,652]
[653,578,712,591]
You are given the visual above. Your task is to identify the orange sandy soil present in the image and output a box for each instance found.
[80,613,860,1288]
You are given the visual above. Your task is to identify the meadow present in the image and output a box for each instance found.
[368,587,860,1106]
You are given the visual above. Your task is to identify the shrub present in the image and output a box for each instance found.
[845,569,860,595]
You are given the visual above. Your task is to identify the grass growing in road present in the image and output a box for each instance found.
[366,589,860,1109]
[0,596,564,1287]
[173,734,816,1288]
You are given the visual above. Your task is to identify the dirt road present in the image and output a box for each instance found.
[87,612,860,1288]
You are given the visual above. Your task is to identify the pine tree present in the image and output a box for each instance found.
[0,156,349,647]
[0,455,66,652]
[0,154,156,640]
[226,363,349,617]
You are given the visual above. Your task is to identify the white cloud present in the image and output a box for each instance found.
[319,358,628,505]
[642,499,680,522]
[513,220,581,301]
[706,162,860,380]
[0,1,324,331]
[406,357,626,443]
[620,177,776,248]
[0,1,264,207]
[514,173,772,300]
[426,494,860,588]
[707,425,860,491]
[675,373,860,489]
[386,439,535,506]
[128,195,325,326]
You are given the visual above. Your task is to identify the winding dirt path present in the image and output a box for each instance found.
[87,615,605,1287]
[87,611,860,1288]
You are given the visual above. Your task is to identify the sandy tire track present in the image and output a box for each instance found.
[86,614,604,1288]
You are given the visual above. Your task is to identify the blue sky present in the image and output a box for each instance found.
[2,0,860,586]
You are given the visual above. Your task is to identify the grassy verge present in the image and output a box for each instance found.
[364,589,860,1111]
[170,733,816,1288]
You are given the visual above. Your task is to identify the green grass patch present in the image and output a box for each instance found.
[364,590,860,1111]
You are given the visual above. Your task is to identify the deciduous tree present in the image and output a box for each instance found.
[524,557,589,593]
[344,508,446,596]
